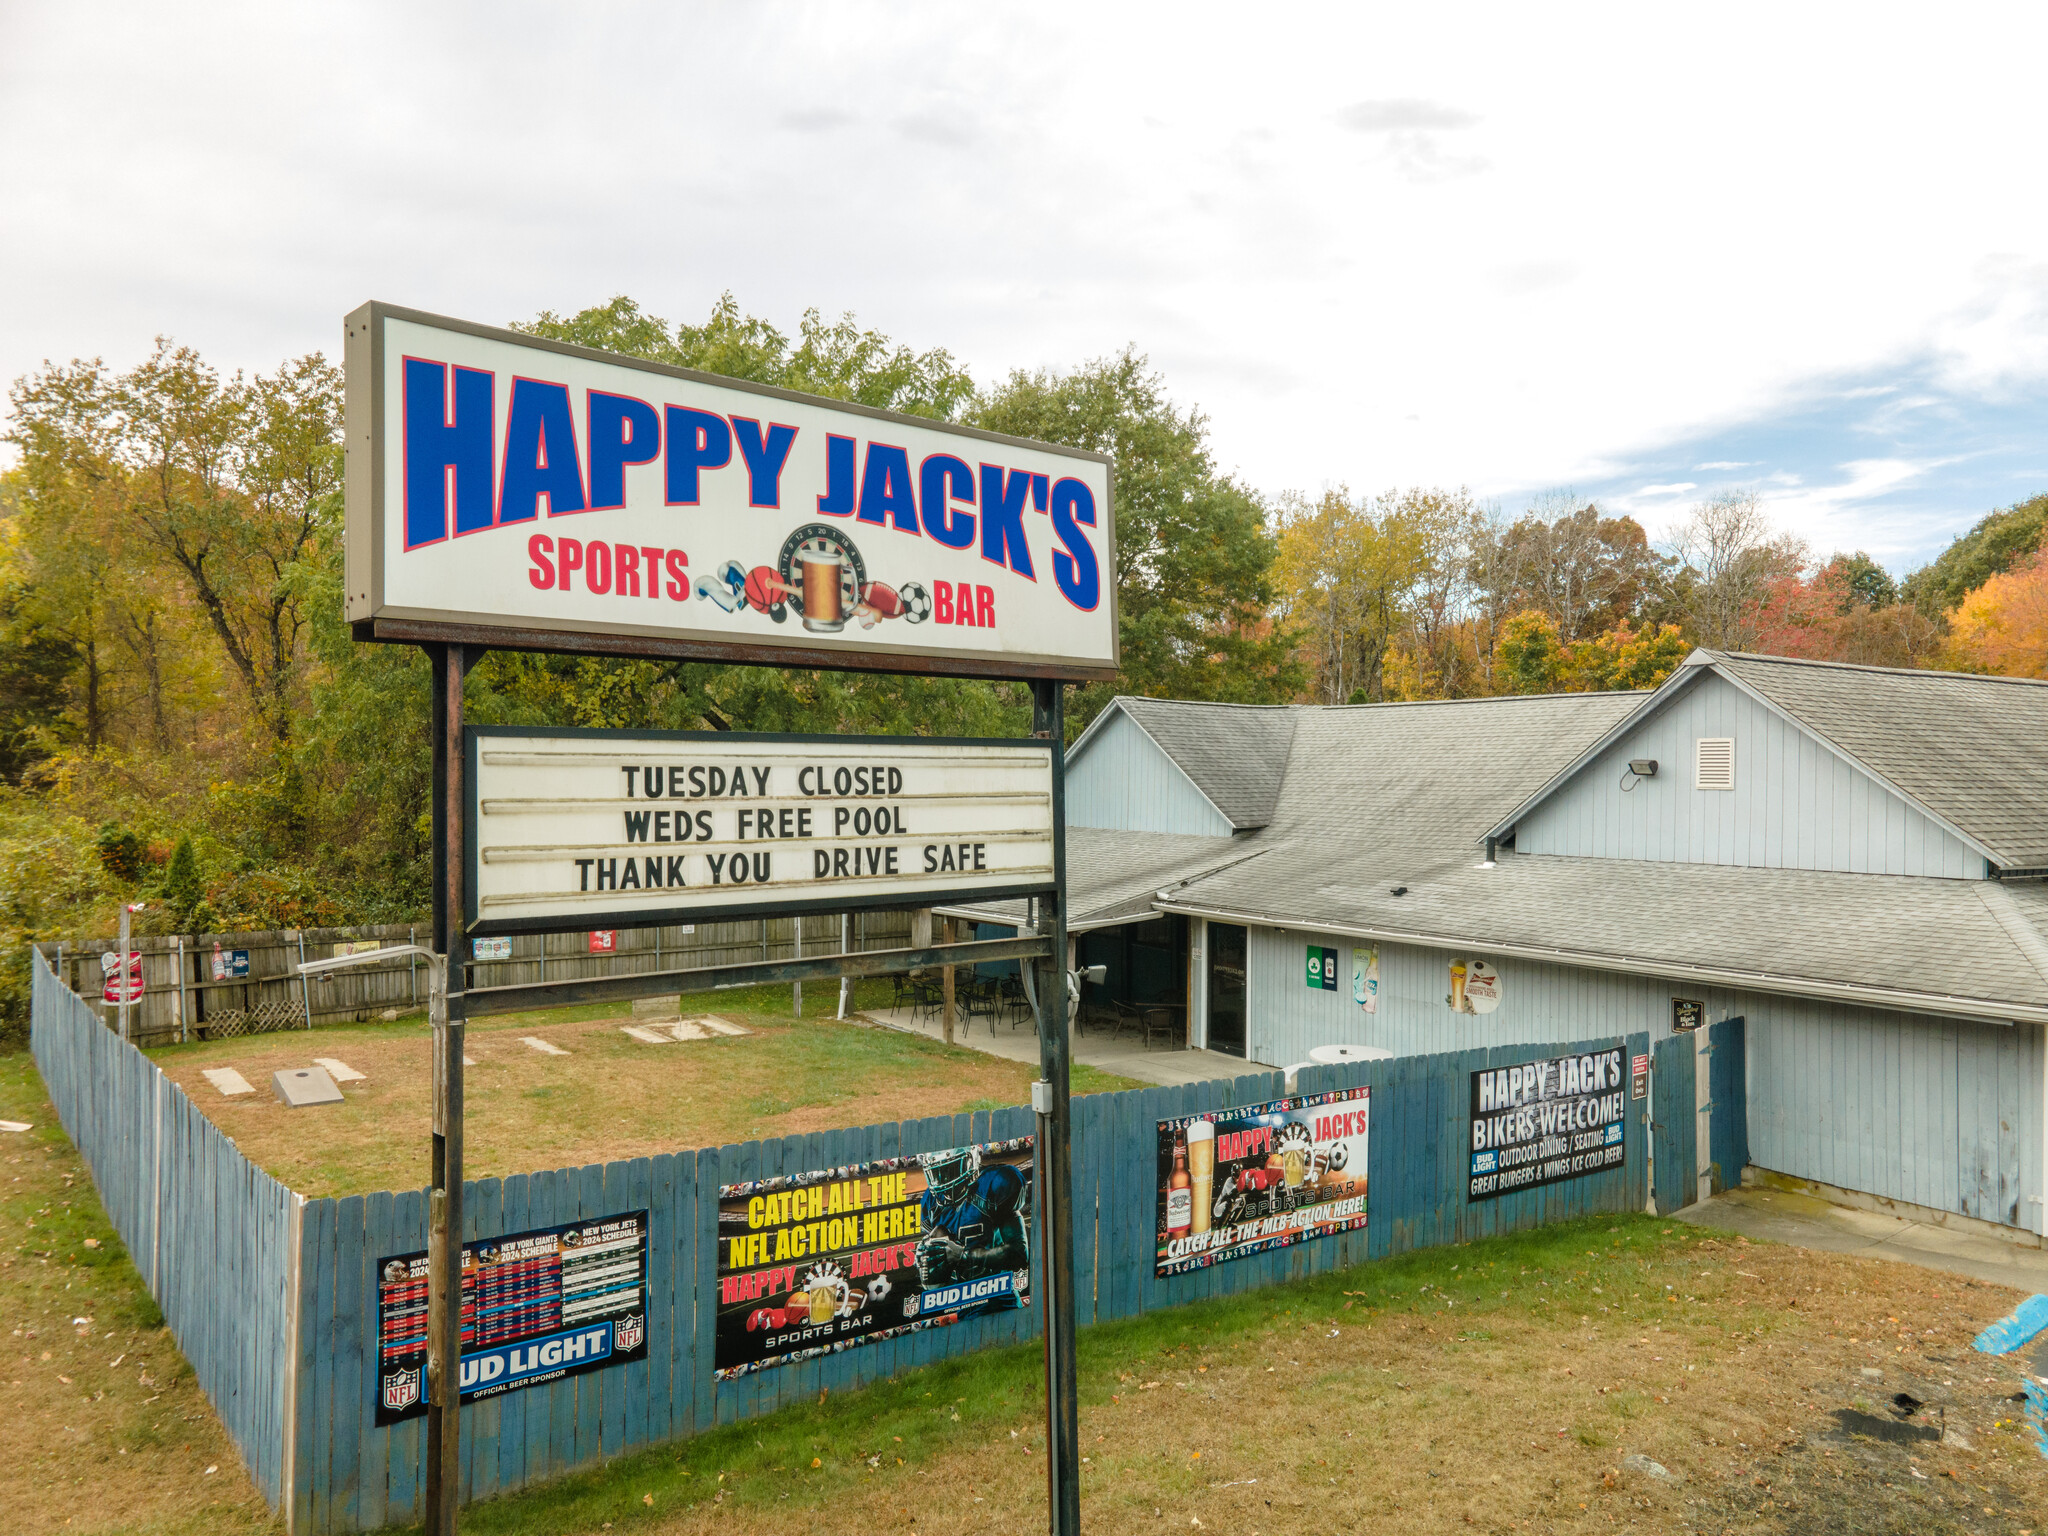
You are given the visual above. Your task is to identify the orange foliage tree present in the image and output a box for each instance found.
[1947,548,2048,677]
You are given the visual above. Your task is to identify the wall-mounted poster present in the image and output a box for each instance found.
[1447,957,1501,1014]
[373,1208,650,1424]
[473,936,513,961]
[1155,1088,1369,1278]
[1671,998,1705,1033]
[1467,1045,1627,1202]
[1353,946,1379,1014]
[209,944,249,981]
[715,1136,1033,1380]
[1305,945,1339,991]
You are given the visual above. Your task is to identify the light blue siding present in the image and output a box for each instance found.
[1066,709,1233,836]
[1236,920,2043,1233]
[1516,672,1987,878]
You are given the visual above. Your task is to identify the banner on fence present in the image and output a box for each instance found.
[210,944,250,981]
[1467,1044,1627,1201]
[373,1208,651,1424]
[715,1136,1033,1379]
[100,950,143,1003]
[1155,1088,1369,1278]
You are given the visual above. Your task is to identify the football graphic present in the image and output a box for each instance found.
[898,581,932,623]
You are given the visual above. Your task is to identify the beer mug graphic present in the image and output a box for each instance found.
[806,1283,837,1325]
[800,551,849,633]
[1282,1147,1308,1189]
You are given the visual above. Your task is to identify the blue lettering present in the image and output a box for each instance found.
[978,464,1036,578]
[1050,478,1100,609]
[663,406,732,504]
[498,378,586,525]
[918,454,977,549]
[731,417,798,507]
[857,443,919,532]
[402,358,494,547]
[817,434,856,516]
[586,392,660,509]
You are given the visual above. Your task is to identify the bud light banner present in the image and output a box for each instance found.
[373,1208,649,1424]
[714,1136,1033,1380]
[1467,1045,1628,1202]
[1155,1087,1369,1279]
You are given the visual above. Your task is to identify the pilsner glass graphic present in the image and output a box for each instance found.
[1449,959,1469,1012]
[1186,1121,1215,1235]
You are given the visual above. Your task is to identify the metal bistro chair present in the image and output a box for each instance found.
[1139,1005,1181,1051]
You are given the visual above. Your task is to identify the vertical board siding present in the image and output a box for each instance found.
[1064,710,1235,836]
[1516,672,1984,878]
[29,951,297,1507]
[37,947,2040,1534]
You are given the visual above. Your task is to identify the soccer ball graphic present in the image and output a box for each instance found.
[898,581,932,623]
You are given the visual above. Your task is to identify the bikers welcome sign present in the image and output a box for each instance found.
[343,303,1116,680]
[1467,1045,1628,1201]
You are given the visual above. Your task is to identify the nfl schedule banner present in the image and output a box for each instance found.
[715,1137,1032,1380]
[1155,1088,1369,1278]
[344,303,1116,680]
[1467,1045,1628,1201]
[373,1209,650,1424]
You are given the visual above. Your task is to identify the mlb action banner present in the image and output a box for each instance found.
[715,1137,1033,1379]
[1155,1088,1369,1278]
[343,303,1116,680]
[1467,1044,1628,1202]
[373,1209,650,1424]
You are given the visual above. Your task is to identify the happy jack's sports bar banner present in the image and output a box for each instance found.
[1154,1088,1369,1278]
[714,1137,1033,1379]
[374,1209,650,1423]
[1467,1044,1628,1201]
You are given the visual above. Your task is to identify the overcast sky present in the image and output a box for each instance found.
[6,2,2048,572]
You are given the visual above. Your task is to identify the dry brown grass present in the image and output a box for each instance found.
[2,1052,279,1536]
[153,984,1141,1198]
[467,1223,2046,1536]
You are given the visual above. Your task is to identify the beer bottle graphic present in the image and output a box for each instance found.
[1166,1135,1192,1240]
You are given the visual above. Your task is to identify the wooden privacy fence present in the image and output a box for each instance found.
[34,909,910,1047]
[32,950,1654,1533]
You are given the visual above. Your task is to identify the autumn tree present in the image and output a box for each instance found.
[1946,547,2048,676]
[1668,491,1807,651]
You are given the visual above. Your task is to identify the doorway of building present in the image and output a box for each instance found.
[1207,923,1247,1057]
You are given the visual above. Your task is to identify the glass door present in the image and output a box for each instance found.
[1206,923,1247,1057]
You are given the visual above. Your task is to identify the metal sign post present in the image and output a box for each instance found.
[1031,679,1079,1535]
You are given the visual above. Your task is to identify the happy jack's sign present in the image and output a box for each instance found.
[1466,1045,1628,1202]
[343,304,1117,680]
[467,726,1055,932]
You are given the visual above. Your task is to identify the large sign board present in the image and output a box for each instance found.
[374,1208,650,1424]
[343,303,1117,681]
[1154,1087,1369,1277]
[1467,1045,1627,1201]
[467,727,1055,932]
[715,1136,1033,1379]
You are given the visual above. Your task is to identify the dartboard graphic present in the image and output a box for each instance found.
[776,524,867,613]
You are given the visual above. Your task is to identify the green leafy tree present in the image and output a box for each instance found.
[1498,609,1563,694]
[971,348,1301,725]
[1903,493,2048,616]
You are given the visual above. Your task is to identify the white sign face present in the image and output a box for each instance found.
[345,304,1116,680]
[468,729,1055,930]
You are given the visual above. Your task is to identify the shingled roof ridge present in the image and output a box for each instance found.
[1707,648,2048,689]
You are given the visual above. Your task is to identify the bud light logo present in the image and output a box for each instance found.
[1470,1149,1497,1174]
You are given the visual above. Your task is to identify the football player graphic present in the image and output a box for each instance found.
[913,1146,1028,1300]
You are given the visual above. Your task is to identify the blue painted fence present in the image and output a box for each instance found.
[33,949,1649,1533]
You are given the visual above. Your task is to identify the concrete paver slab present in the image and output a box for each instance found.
[1675,1185,2048,1293]
[200,1067,254,1097]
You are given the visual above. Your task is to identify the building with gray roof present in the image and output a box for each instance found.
[940,650,2048,1242]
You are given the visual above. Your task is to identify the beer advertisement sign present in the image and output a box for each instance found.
[373,1208,650,1424]
[467,727,1054,932]
[715,1137,1033,1380]
[1467,1045,1628,1202]
[1155,1088,1369,1278]
[344,303,1116,681]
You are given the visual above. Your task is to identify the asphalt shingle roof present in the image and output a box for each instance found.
[1114,698,1299,829]
[938,828,1254,932]
[1711,651,2048,869]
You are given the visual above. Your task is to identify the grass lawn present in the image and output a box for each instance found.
[9,1041,2047,1536]
[146,979,1145,1199]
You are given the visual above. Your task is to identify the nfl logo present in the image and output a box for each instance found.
[614,1314,644,1351]
[382,1368,420,1411]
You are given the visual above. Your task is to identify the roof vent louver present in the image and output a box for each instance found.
[1695,736,1734,790]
